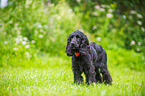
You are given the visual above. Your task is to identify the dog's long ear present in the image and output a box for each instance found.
[65,35,73,56]
[79,34,90,55]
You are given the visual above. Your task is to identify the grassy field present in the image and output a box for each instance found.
[0,49,145,96]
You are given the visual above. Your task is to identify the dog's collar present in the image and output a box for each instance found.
[74,52,80,57]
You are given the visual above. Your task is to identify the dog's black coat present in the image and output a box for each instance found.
[65,30,112,85]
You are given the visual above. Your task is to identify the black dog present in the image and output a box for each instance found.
[65,30,112,85]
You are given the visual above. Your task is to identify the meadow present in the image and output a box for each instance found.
[0,0,145,96]
[1,49,145,96]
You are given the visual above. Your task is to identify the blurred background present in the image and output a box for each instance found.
[0,0,145,70]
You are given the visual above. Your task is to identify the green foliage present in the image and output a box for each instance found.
[67,0,145,52]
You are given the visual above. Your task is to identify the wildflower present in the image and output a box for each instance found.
[68,9,73,12]
[15,38,20,44]
[130,10,136,14]
[22,41,27,45]
[106,13,113,18]
[4,32,6,35]
[123,15,126,19]
[4,41,7,44]
[101,5,105,8]
[31,40,35,43]
[138,42,141,46]
[38,24,42,28]
[13,48,18,51]
[130,40,135,46]
[1,0,8,8]
[137,48,140,52]
[25,52,29,56]
[108,9,113,12]
[92,12,98,16]
[35,30,38,34]
[137,14,143,18]
[141,27,145,32]
[40,29,43,32]
[97,37,101,41]
[100,8,105,12]
[44,25,48,28]
[39,34,43,38]
[95,5,100,9]
[25,52,31,59]
[24,37,28,41]
[137,21,142,25]
[92,26,97,30]
[25,45,30,48]
[76,0,81,3]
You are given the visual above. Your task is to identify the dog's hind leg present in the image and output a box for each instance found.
[95,67,102,83]
[99,51,112,84]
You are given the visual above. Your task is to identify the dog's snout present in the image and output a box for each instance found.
[71,42,75,46]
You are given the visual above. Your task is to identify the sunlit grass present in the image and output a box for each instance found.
[0,49,145,96]
[0,66,145,96]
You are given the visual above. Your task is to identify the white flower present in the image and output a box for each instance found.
[4,32,6,35]
[137,21,142,25]
[38,24,42,28]
[24,37,28,41]
[92,12,98,16]
[68,9,73,12]
[95,5,100,9]
[130,10,136,14]
[40,29,43,32]
[35,30,38,34]
[25,52,31,59]
[15,38,20,44]
[130,40,135,46]
[101,5,105,8]
[1,0,8,8]
[22,41,27,45]
[141,27,145,32]
[31,40,35,43]
[25,45,30,49]
[137,48,140,52]
[100,8,105,11]
[76,0,81,3]
[13,48,18,51]
[97,37,101,41]
[138,42,141,46]
[39,34,43,38]
[106,13,113,18]
[108,9,113,12]
[4,41,7,44]
[44,25,48,28]
[137,14,143,18]
[123,15,126,19]
[93,26,97,30]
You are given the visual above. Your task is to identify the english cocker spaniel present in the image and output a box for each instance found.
[65,30,112,85]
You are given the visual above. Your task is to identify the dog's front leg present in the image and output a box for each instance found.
[84,62,96,85]
[73,68,83,84]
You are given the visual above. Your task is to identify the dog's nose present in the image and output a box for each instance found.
[71,42,75,47]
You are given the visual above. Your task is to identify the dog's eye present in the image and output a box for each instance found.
[71,36,74,39]
[76,35,79,38]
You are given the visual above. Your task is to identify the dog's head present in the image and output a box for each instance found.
[65,30,90,57]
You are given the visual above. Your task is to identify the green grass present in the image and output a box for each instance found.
[0,49,145,96]
[0,65,145,96]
